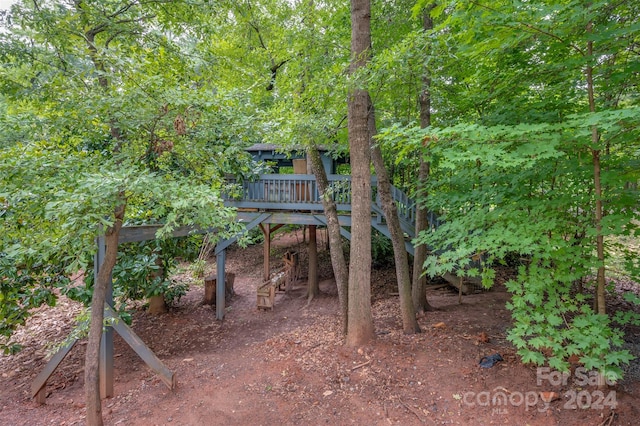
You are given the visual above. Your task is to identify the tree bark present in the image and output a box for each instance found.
[413,5,437,314]
[85,205,125,426]
[412,162,435,313]
[346,0,375,346]
[307,146,349,334]
[369,104,421,334]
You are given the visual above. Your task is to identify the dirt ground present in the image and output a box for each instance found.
[1,229,639,425]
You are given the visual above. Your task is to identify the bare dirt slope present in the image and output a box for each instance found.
[1,230,638,425]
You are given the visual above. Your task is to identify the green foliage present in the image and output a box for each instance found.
[189,259,207,279]
[241,227,266,247]
[505,258,633,380]
[0,0,636,387]
[371,229,394,268]
[0,253,62,354]
[0,0,250,350]
[377,0,640,378]
[115,239,195,306]
[383,114,640,377]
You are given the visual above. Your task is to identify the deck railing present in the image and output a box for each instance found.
[224,174,348,211]
[224,174,422,230]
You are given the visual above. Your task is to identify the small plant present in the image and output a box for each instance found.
[371,229,393,268]
[190,234,215,278]
[163,279,189,307]
[189,258,207,279]
[238,227,265,247]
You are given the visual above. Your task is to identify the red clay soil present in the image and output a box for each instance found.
[1,230,639,425]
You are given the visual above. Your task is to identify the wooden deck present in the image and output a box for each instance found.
[223,174,443,245]
[222,174,481,294]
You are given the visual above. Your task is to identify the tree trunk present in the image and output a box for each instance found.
[593,147,606,314]
[82,17,128,424]
[346,0,375,346]
[369,105,420,334]
[585,27,606,315]
[307,146,349,334]
[413,5,437,314]
[412,162,435,313]
[148,295,167,314]
[85,204,125,426]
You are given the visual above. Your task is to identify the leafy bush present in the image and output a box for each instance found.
[505,255,634,381]
[380,108,640,380]
[371,229,394,268]
[0,254,65,354]
[65,237,198,310]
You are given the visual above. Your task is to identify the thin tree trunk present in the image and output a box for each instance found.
[369,104,420,334]
[593,147,606,314]
[83,25,127,424]
[85,205,125,426]
[307,146,349,334]
[412,161,435,313]
[346,0,375,346]
[413,5,437,314]
[586,26,606,315]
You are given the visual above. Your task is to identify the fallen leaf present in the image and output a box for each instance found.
[539,391,561,402]
[568,354,581,365]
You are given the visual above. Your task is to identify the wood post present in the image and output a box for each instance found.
[308,225,318,295]
[148,295,167,314]
[30,340,77,402]
[96,236,114,399]
[260,223,271,281]
[105,305,175,390]
[203,273,235,305]
[203,276,216,305]
[216,249,226,320]
[147,251,167,314]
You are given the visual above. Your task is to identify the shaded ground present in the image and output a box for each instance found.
[1,230,639,425]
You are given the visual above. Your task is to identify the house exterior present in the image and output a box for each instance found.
[245,143,348,174]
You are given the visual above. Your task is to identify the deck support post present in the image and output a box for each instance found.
[216,249,226,320]
[308,225,318,294]
[260,223,271,281]
[96,235,114,399]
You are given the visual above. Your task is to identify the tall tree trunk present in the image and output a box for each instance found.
[413,5,437,314]
[346,0,375,346]
[585,30,606,315]
[369,104,421,334]
[307,146,349,334]
[412,161,434,313]
[85,205,125,426]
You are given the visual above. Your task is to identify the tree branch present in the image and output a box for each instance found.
[266,59,290,91]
